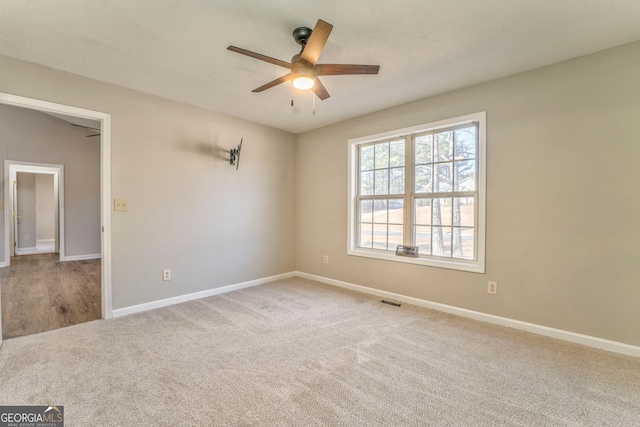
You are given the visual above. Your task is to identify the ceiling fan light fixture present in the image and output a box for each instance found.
[293,76,316,90]
[292,75,315,90]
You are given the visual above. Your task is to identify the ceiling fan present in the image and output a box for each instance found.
[227,19,379,100]
[71,123,100,137]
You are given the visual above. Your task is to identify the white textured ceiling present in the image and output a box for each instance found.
[2,1,640,134]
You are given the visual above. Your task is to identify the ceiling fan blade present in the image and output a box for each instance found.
[300,19,333,66]
[227,46,291,69]
[252,73,292,92]
[313,78,331,100]
[315,64,380,76]
[71,123,100,131]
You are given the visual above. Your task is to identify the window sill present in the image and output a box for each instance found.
[347,248,485,273]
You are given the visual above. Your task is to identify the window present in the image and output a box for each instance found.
[348,112,486,273]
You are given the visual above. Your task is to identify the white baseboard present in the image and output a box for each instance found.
[63,253,101,261]
[37,239,55,243]
[296,271,640,358]
[16,246,37,253]
[112,271,296,318]
[0,262,6,268]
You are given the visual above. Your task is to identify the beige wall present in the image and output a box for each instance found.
[0,54,297,310]
[16,172,36,249]
[296,41,640,347]
[14,172,55,247]
[1,106,100,256]
[36,173,55,241]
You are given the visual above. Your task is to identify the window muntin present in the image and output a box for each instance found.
[357,138,406,251]
[358,198,404,250]
[359,139,405,196]
[411,124,478,260]
[413,196,475,260]
[349,112,485,273]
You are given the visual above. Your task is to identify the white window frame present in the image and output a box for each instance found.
[347,112,486,273]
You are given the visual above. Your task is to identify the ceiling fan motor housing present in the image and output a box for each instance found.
[293,27,313,47]
[291,54,312,71]
[291,55,315,87]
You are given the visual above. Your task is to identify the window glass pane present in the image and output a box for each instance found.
[374,169,389,195]
[454,126,476,160]
[373,199,388,224]
[359,223,373,248]
[373,224,387,249]
[435,163,452,192]
[453,197,474,227]
[375,143,389,169]
[360,171,373,195]
[435,131,453,162]
[359,199,373,223]
[432,198,452,226]
[389,140,405,167]
[415,226,431,255]
[388,224,403,250]
[415,165,432,193]
[389,168,404,195]
[414,198,431,225]
[415,134,432,164]
[454,160,475,192]
[360,145,375,171]
[388,199,404,225]
[453,228,474,260]
[432,226,452,257]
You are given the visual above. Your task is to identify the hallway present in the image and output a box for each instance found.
[1,254,101,339]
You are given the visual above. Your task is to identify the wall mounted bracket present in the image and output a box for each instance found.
[229,138,243,170]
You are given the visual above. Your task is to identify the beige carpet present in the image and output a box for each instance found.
[0,277,638,426]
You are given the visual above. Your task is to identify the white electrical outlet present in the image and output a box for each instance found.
[114,199,129,212]
[163,269,171,281]
[25,235,30,241]
[323,255,329,264]
[488,281,498,295]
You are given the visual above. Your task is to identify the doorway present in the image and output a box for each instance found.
[0,93,112,348]
[9,163,63,258]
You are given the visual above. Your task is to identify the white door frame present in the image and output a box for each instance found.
[7,163,64,259]
[0,92,113,348]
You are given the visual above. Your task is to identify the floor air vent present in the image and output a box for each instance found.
[380,300,401,307]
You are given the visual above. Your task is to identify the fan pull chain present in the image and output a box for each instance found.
[291,81,294,107]
[312,91,316,115]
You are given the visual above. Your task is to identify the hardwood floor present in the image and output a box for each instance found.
[1,254,101,339]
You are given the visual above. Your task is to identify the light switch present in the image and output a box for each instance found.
[114,199,129,212]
